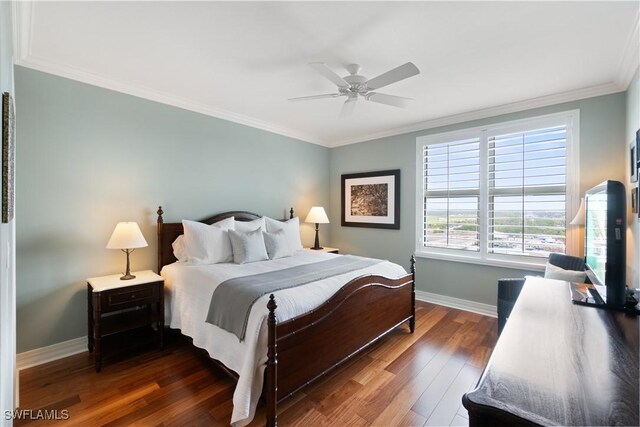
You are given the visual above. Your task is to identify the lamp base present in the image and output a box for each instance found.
[120,249,136,280]
[312,223,323,251]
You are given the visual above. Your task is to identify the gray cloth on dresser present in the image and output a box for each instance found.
[206,255,383,340]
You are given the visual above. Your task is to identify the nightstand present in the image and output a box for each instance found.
[87,270,164,372]
[304,247,339,254]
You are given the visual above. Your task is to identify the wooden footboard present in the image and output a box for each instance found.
[156,207,415,426]
[265,256,416,426]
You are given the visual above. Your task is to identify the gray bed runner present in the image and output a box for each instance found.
[206,255,383,340]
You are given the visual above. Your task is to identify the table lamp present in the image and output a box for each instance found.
[305,207,330,250]
[107,222,148,280]
[570,198,586,226]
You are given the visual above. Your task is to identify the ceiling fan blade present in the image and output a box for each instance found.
[365,62,420,90]
[365,92,413,108]
[339,97,357,118]
[288,93,343,101]
[309,62,349,88]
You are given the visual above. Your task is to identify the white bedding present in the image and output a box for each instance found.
[161,250,407,426]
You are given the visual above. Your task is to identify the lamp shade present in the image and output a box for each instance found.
[570,198,586,226]
[106,222,148,249]
[305,207,329,224]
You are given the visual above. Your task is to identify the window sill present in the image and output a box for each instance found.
[414,250,546,272]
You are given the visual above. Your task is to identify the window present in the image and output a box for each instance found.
[423,137,480,251]
[416,111,579,269]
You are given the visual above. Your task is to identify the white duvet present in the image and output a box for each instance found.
[161,250,406,426]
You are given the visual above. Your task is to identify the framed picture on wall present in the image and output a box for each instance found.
[341,169,400,229]
[631,140,638,183]
[2,92,14,223]
[632,187,638,215]
[637,128,640,166]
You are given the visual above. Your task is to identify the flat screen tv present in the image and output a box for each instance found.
[584,180,626,307]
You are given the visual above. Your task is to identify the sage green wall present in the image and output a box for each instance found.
[330,92,627,306]
[14,63,631,352]
[15,66,330,353]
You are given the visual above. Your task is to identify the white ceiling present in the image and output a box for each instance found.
[14,1,640,147]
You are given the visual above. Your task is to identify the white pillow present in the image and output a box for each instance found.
[544,262,587,283]
[263,230,294,260]
[172,235,187,262]
[235,217,266,233]
[265,216,303,250]
[228,229,269,264]
[181,219,234,264]
[212,216,235,231]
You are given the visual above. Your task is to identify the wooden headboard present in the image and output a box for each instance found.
[156,206,294,272]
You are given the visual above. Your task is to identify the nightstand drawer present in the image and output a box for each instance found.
[100,282,160,312]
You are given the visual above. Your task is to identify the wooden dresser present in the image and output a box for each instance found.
[463,276,639,426]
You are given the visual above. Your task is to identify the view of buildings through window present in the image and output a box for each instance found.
[422,124,568,258]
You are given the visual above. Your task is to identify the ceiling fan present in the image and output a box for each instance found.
[289,62,420,117]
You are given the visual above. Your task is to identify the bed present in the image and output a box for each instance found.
[156,207,416,426]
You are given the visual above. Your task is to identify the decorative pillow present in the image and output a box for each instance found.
[228,228,269,264]
[544,262,587,283]
[181,219,234,264]
[263,230,294,260]
[172,235,187,262]
[235,217,266,233]
[264,216,303,251]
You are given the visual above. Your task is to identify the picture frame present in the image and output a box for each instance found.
[631,140,638,183]
[341,169,400,229]
[632,187,638,215]
[2,92,14,224]
[637,128,640,166]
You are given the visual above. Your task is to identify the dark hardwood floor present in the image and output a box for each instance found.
[17,301,497,426]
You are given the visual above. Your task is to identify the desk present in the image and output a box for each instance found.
[463,277,638,426]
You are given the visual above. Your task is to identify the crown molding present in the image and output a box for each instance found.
[15,56,329,147]
[328,82,625,147]
[17,52,627,150]
[615,10,640,89]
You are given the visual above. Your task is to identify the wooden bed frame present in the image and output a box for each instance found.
[156,206,416,426]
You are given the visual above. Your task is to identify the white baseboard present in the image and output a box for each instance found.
[16,337,87,371]
[416,290,497,318]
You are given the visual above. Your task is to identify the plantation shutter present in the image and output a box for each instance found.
[487,125,567,256]
[423,137,481,251]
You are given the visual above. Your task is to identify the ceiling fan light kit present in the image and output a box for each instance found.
[289,62,420,117]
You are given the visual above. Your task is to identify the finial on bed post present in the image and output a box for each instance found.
[157,206,164,225]
[410,255,416,333]
[289,207,294,219]
[157,206,164,274]
[266,294,278,427]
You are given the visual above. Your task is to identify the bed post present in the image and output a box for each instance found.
[410,255,416,333]
[289,207,294,219]
[266,294,278,427]
[157,206,164,274]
